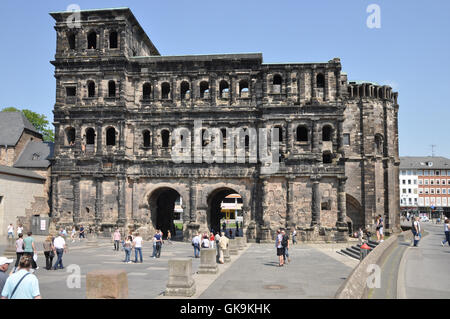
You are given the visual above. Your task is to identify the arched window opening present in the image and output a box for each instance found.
[161,130,170,148]
[86,128,95,145]
[106,127,116,146]
[221,128,227,144]
[239,80,249,97]
[274,126,283,143]
[316,73,325,88]
[296,125,308,142]
[161,82,170,99]
[245,135,250,149]
[201,129,208,147]
[109,31,118,49]
[322,125,332,142]
[87,31,97,49]
[273,74,282,85]
[375,134,383,155]
[66,127,76,146]
[323,152,332,164]
[180,81,190,100]
[200,81,209,98]
[219,80,229,98]
[88,81,95,98]
[143,130,151,147]
[143,83,151,100]
[108,81,116,98]
[68,33,76,50]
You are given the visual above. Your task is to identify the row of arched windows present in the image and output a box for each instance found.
[84,80,117,98]
[67,30,118,50]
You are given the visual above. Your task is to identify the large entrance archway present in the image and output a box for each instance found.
[148,187,183,240]
[207,187,243,236]
[346,194,364,235]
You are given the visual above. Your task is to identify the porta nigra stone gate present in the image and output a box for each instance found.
[49,8,400,242]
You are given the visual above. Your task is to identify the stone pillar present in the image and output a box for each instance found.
[228,239,239,255]
[165,258,196,297]
[337,119,344,153]
[72,175,81,225]
[311,121,319,153]
[337,177,347,225]
[311,178,321,226]
[223,248,231,263]
[117,176,126,226]
[51,175,58,217]
[96,122,102,155]
[259,178,271,243]
[94,175,103,225]
[86,270,128,299]
[311,69,316,100]
[324,70,329,101]
[286,177,295,228]
[198,248,218,274]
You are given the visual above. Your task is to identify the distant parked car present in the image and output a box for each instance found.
[420,216,429,222]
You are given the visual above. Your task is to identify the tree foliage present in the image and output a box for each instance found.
[1,107,54,142]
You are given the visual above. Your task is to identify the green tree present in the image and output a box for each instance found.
[1,107,54,142]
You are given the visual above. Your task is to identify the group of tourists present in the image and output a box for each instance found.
[6,223,23,240]
[191,231,230,263]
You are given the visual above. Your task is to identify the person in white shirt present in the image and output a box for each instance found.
[201,234,210,248]
[17,225,23,236]
[7,224,14,239]
[52,234,66,270]
[132,233,143,263]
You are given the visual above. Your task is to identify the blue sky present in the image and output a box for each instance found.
[0,0,449,157]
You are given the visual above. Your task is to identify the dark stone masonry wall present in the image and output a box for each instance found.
[49,8,400,242]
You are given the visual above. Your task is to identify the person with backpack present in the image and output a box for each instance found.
[192,233,201,258]
[281,230,290,264]
[154,230,163,258]
[1,255,41,299]
[275,229,284,267]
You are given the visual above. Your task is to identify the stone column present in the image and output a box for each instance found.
[87,269,128,299]
[94,175,103,225]
[51,175,59,217]
[311,69,316,100]
[311,178,321,226]
[324,70,329,101]
[335,69,341,98]
[337,177,347,226]
[96,121,103,155]
[117,176,126,226]
[337,119,344,153]
[165,259,196,297]
[311,121,319,153]
[198,248,218,274]
[72,175,81,225]
[286,176,295,228]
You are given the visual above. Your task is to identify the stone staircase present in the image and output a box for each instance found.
[338,240,379,260]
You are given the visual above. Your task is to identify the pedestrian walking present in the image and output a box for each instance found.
[376,215,384,243]
[70,226,76,243]
[1,255,41,299]
[201,234,210,248]
[16,224,23,237]
[154,230,163,258]
[276,229,284,267]
[59,227,67,239]
[214,232,221,257]
[192,233,201,258]
[133,233,143,263]
[113,229,121,251]
[14,233,25,272]
[23,232,37,270]
[123,236,132,263]
[222,222,226,232]
[42,236,55,271]
[235,222,239,237]
[151,235,157,258]
[7,223,14,239]
[281,230,290,264]
[229,229,233,239]
[167,230,173,244]
[292,229,297,245]
[52,233,66,270]
[441,218,450,247]
[79,225,85,241]
[0,257,13,293]
[218,232,229,264]
[412,216,421,247]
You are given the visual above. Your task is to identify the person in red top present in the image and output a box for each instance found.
[209,233,215,248]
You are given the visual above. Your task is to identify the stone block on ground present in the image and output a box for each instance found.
[224,248,231,263]
[228,239,238,255]
[165,258,196,297]
[86,269,128,299]
[198,248,218,274]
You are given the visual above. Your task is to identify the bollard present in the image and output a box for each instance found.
[87,233,99,247]
[223,248,231,263]
[165,258,196,297]
[228,239,238,255]
[359,243,371,261]
[198,248,218,274]
[86,269,128,299]
[3,238,16,259]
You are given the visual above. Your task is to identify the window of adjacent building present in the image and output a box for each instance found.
[87,31,97,49]
[401,170,406,175]
[425,188,429,194]
[343,133,350,146]
[408,189,412,194]
[322,125,332,142]
[436,170,440,176]
[161,130,170,148]
[161,82,170,99]
[430,180,434,185]
[108,81,116,98]
[402,189,406,194]
[200,81,209,98]
[66,86,76,97]
[424,170,429,176]
[402,180,406,185]
[430,170,434,176]
[447,170,450,176]
[436,189,441,194]
[413,180,417,184]
[418,170,423,176]
[106,127,116,146]
[143,83,151,100]
[86,128,95,145]
[109,31,118,49]
[316,73,325,88]
[424,179,429,185]
[296,126,308,142]
[88,81,95,97]
[431,189,435,194]
[419,188,423,194]
[408,198,412,204]
[408,180,411,185]
[414,189,417,194]
[418,179,423,185]
[443,189,447,194]
[180,81,190,100]
[143,130,151,147]
[68,33,76,50]
[442,180,446,185]
[219,80,229,98]
[436,179,440,185]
